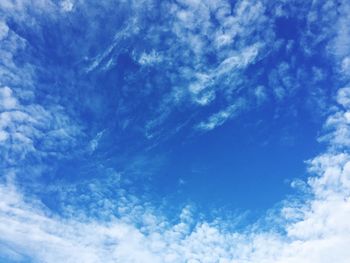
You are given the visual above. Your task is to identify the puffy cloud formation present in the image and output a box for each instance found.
[1,89,350,263]
[1,0,350,262]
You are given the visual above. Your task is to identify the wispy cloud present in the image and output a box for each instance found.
[1,0,350,262]
[196,99,247,131]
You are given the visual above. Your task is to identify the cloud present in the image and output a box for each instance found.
[60,0,74,12]
[214,44,260,76]
[1,99,350,262]
[88,130,105,153]
[337,87,350,108]
[0,79,349,262]
[1,0,350,262]
[329,2,350,76]
[196,99,246,131]
[0,85,81,169]
[318,89,350,148]
[137,50,163,66]
[0,20,8,40]
[0,86,18,110]
[254,86,268,105]
[113,0,274,134]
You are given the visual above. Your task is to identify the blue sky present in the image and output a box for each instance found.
[1,0,350,262]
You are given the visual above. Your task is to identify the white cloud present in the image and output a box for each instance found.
[188,73,215,105]
[0,86,18,110]
[0,77,349,263]
[196,99,246,131]
[2,1,350,262]
[337,87,350,108]
[317,88,350,148]
[341,56,350,74]
[0,20,9,40]
[185,43,260,107]
[330,2,350,62]
[1,131,350,263]
[0,2,83,172]
[85,11,142,73]
[138,0,273,130]
[0,86,81,167]
[254,85,267,105]
[215,44,260,76]
[88,130,105,153]
[1,87,350,262]
[60,0,74,12]
[138,50,163,66]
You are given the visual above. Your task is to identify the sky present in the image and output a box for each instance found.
[1,0,350,262]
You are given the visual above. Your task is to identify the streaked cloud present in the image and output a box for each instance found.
[1,0,350,262]
[196,99,246,131]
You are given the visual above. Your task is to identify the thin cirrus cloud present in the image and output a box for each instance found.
[196,98,247,131]
[1,0,350,262]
